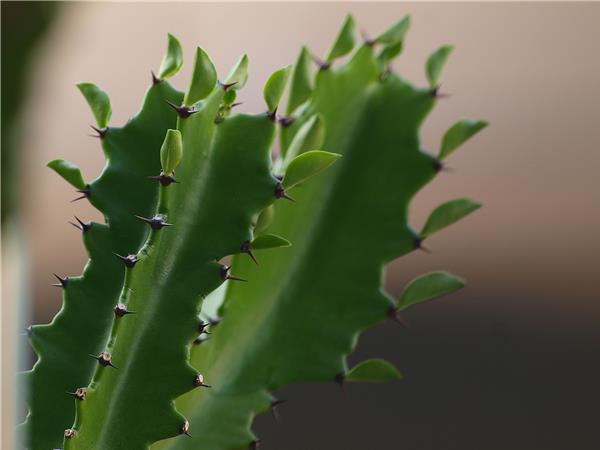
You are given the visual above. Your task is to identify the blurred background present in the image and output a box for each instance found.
[2,2,599,449]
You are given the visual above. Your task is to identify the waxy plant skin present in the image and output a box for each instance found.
[20,15,487,450]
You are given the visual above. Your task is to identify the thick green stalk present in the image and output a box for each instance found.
[20,80,181,450]
[160,16,486,450]
[23,18,486,450]
[61,48,316,448]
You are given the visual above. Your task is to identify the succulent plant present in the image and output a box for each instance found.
[20,15,486,450]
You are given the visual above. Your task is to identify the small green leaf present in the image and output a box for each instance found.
[76,83,111,128]
[251,234,291,250]
[282,114,325,168]
[376,15,411,45]
[263,65,292,113]
[47,159,86,189]
[399,271,465,309]
[283,151,341,190]
[160,129,183,176]
[346,359,402,382]
[158,33,183,80]
[426,45,453,87]
[183,47,217,105]
[223,90,237,106]
[254,205,274,234]
[287,46,312,114]
[439,119,488,160]
[379,40,404,65]
[327,14,355,62]
[224,54,249,90]
[421,198,481,237]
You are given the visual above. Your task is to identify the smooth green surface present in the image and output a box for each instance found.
[160,129,183,175]
[183,47,217,106]
[398,271,465,309]
[346,359,402,382]
[439,119,488,160]
[224,54,249,89]
[21,81,181,450]
[254,205,274,234]
[76,82,111,128]
[286,46,312,115]
[250,234,291,250]
[282,150,341,190]
[376,15,411,45]
[421,198,481,237]
[160,24,475,450]
[327,14,355,62]
[379,40,404,66]
[426,45,453,87]
[158,34,184,80]
[47,159,86,189]
[263,65,291,112]
[281,114,325,167]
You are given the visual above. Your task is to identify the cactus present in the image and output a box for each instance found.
[155,15,487,450]
[21,15,486,450]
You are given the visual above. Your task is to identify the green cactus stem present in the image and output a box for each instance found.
[160,15,486,450]
[20,71,181,450]
[21,17,486,450]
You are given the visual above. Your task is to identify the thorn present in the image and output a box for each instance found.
[165,100,198,119]
[71,185,91,202]
[413,237,430,253]
[198,321,211,334]
[220,265,247,282]
[230,102,243,108]
[433,159,454,173]
[266,106,278,122]
[379,68,391,83]
[113,252,139,268]
[66,387,87,401]
[218,80,238,91]
[278,116,295,127]
[89,351,117,368]
[69,215,92,233]
[24,325,33,337]
[270,398,287,423]
[114,303,135,317]
[151,70,161,85]
[310,53,330,70]
[334,372,346,393]
[387,307,410,328]
[360,28,376,46]
[249,439,262,450]
[64,429,76,439]
[193,373,212,388]
[148,172,178,186]
[90,125,107,139]
[181,420,191,437]
[430,85,451,99]
[69,220,84,232]
[275,182,295,202]
[240,240,258,265]
[193,335,209,345]
[135,214,172,230]
[52,273,69,288]
[208,316,222,327]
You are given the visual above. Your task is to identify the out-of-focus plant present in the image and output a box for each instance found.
[1,1,59,223]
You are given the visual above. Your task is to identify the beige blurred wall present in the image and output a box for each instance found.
[18,2,600,331]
